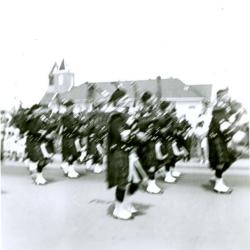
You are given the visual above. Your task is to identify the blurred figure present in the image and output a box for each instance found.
[207,88,246,193]
[25,104,54,184]
[85,103,106,174]
[136,115,161,193]
[60,100,82,178]
[194,101,211,165]
[107,89,141,220]
[136,92,162,193]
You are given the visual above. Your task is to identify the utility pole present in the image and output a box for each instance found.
[156,76,162,102]
[86,82,96,109]
[131,81,138,107]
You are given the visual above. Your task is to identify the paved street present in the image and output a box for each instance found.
[1,160,250,250]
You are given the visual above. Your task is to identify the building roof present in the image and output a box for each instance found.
[189,84,212,101]
[40,92,55,105]
[61,78,211,100]
[41,77,212,105]
[60,84,88,102]
[135,78,201,98]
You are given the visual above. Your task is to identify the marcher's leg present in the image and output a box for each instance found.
[67,158,79,178]
[113,186,132,220]
[61,161,69,174]
[125,183,139,213]
[170,159,182,178]
[85,156,94,170]
[214,163,232,193]
[146,167,161,194]
[28,161,37,173]
[164,163,176,183]
[93,155,103,174]
[35,161,47,185]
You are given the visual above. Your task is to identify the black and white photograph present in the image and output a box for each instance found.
[1,1,250,250]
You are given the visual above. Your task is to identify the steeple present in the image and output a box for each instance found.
[47,59,74,93]
[49,62,58,76]
[59,59,66,70]
[49,62,58,86]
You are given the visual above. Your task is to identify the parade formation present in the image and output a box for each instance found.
[1,87,249,220]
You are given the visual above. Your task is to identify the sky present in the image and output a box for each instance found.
[1,0,250,110]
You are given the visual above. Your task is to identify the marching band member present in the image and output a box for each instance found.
[136,92,162,193]
[156,101,178,183]
[155,115,177,183]
[136,116,162,193]
[161,103,186,179]
[85,105,106,173]
[25,104,54,185]
[107,88,141,220]
[226,102,249,157]
[60,101,82,178]
[208,88,241,193]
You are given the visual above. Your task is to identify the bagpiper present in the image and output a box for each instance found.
[25,104,54,184]
[136,92,163,194]
[136,115,162,193]
[106,88,141,220]
[60,100,83,178]
[85,105,106,173]
[155,112,178,183]
[207,88,239,193]
[156,101,187,182]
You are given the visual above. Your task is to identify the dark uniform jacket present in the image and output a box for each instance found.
[208,109,236,168]
[106,112,130,188]
[61,112,82,162]
[25,114,50,163]
[86,111,107,164]
[136,116,159,171]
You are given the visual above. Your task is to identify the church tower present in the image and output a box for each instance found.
[47,59,75,93]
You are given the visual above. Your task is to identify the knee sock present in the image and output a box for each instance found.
[215,162,231,178]
[165,164,171,172]
[148,171,155,180]
[128,183,139,195]
[147,166,156,180]
[68,159,75,166]
[37,162,46,173]
[215,168,223,178]
[115,187,126,202]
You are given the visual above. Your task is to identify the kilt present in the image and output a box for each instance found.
[87,140,102,164]
[26,136,45,163]
[137,141,158,171]
[46,139,55,154]
[107,148,129,189]
[163,140,175,163]
[208,136,236,169]
[62,137,80,162]
[156,140,177,166]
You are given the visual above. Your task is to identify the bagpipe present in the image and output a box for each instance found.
[226,122,249,157]
[219,101,249,157]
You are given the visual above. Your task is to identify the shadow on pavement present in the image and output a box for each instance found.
[201,182,214,193]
